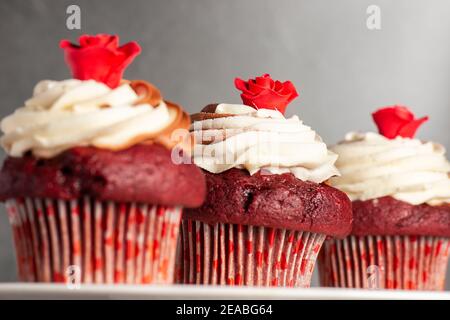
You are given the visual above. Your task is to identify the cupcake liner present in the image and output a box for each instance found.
[5,197,182,284]
[175,219,326,287]
[318,235,450,290]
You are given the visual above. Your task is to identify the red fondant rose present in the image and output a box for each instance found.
[234,74,298,114]
[60,34,141,88]
[372,105,428,139]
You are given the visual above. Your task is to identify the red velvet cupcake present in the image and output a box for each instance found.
[175,74,352,287]
[0,34,205,284]
[318,106,450,290]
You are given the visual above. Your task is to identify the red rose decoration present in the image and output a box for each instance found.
[234,74,299,114]
[60,34,141,88]
[372,105,429,139]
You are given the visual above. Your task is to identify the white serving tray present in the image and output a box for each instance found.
[0,283,449,300]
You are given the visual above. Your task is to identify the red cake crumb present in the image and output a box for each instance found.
[183,168,352,237]
[0,144,205,208]
[351,196,450,237]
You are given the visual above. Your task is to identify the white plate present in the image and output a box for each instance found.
[0,283,449,300]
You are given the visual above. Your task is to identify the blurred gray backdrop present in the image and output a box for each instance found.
[0,0,449,289]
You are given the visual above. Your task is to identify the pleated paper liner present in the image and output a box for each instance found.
[175,219,326,287]
[318,235,450,290]
[5,197,182,284]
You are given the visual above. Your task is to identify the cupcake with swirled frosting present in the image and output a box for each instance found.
[318,106,450,290]
[175,74,352,287]
[0,34,205,284]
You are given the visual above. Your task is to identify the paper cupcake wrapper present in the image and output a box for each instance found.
[318,235,450,290]
[5,197,182,284]
[175,219,326,287]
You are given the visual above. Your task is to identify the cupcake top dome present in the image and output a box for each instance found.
[185,75,352,237]
[0,34,205,207]
[330,106,450,237]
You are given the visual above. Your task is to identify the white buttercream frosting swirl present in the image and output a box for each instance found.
[191,103,339,183]
[330,132,450,205]
[1,79,175,158]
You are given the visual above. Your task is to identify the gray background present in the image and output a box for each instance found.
[0,0,449,289]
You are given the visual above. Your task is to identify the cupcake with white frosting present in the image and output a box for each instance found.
[0,35,205,284]
[176,74,352,287]
[318,105,450,290]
